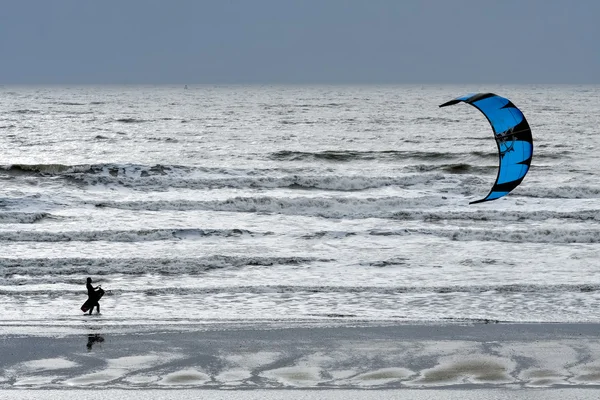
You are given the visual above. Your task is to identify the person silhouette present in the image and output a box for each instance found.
[85,277,103,315]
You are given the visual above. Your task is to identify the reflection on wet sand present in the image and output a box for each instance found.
[86,334,104,351]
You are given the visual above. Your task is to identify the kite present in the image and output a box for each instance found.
[440,93,533,204]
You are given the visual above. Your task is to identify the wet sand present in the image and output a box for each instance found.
[2,322,600,391]
[3,389,600,400]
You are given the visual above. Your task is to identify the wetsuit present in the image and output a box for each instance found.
[86,282,100,313]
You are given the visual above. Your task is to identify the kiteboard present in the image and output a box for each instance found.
[81,288,105,313]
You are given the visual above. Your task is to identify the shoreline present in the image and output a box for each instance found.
[2,322,600,390]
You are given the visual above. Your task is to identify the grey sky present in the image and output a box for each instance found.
[0,0,598,84]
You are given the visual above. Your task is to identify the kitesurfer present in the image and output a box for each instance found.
[85,277,102,315]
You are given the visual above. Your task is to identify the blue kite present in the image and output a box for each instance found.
[440,93,533,204]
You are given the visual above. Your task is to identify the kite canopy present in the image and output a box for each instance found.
[439,93,533,204]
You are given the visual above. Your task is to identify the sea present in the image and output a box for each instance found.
[1,84,599,335]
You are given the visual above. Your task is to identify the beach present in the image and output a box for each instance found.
[3,322,600,393]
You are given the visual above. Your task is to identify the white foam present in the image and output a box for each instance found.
[13,376,59,386]
[20,358,78,371]
[64,352,179,386]
[70,169,443,192]
[93,195,448,218]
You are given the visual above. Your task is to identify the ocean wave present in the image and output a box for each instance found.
[391,209,600,222]
[0,163,195,182]
[0,162,535,195]
[0,256,325,277]
[408,163,495,174]
[1,161,465,191]
[91,196,448,218]
[12,109,40,114]
[71,172,446,191]
[0,163,232,177]
[301,231,357,239]
[116,283,600,295]
[0,228,261,242]
[3,221,598,243]
[412,116,461,123]
[56,101,86,106]
[369,226,600,243]
[261,102,347,110]
[148,136,179,143]
[89,197,600,223]
[269,150,465,162]
[114,118,147,123]
[269,149,563,163]
[1,283,598,297]
[0,212,52,224]
[1,163,74,175]
[518,186,600,199]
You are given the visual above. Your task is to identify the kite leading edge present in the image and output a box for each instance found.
[439,93,533,204]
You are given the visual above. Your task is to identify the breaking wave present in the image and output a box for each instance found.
[269,150,565,163]
[4,163,593,200]
[114,118,147,123]
[1,164,74,175]
[369,227,600,244]
[518,185,600,199]
[2,163,446,191]
[0,256,326,277]
[270,150,466,162]
[2,223,599,244]
[0,228,264,242]
[87,196,600,225]
[0,212,52,224]
[391,209,600,222]
[2,283,600,297]
[91,196,448,218]
[74,173,446,191]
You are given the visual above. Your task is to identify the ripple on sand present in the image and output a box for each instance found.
[158,369,211,386]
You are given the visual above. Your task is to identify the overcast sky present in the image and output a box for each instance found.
[0,0,598,84]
